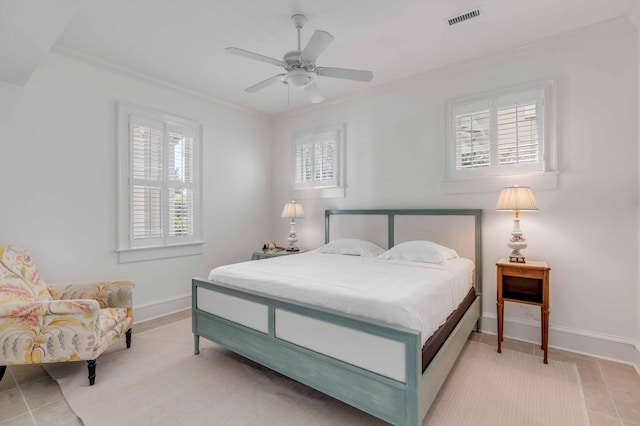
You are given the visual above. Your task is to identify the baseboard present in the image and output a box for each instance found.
[481,313,640,371]
[635,340,640,375]
[134,293,191,323]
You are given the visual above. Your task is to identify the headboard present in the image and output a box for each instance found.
[324,209,482,296]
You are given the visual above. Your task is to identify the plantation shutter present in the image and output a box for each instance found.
[496,89,543,169]
[313,130,337,187]
[294,129,338,189]
[450,87,544,177]
[166,125,195,240]
[453,101,491,170]
[129,117,198,248]
[130,117,164,246]
[294,135,314,187]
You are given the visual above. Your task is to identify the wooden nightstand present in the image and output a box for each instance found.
[251,249,304,260]
[496,259,551,363]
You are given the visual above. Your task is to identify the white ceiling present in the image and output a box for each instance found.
[30,0,640,115]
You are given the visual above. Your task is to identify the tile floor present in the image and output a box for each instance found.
[1,311,638,425]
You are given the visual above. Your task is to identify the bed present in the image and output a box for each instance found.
[192,209,482,425]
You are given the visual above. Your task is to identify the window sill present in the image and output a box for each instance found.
[293,186,346,199]
[443,172,558,194]
[117,241,204,263]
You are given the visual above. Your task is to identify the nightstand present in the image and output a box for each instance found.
[496,259,551,363]
[251,249,304,260]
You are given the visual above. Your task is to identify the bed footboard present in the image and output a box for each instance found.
[192,278,480,426]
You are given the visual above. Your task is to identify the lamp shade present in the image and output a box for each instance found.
[496,186,538,212]
[281,201,304,218]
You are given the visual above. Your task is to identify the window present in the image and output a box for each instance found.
[117,103,202,263]
[292,125,344,198]
[445,81,557,192]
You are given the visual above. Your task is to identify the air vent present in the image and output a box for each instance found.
[448,8,481,26]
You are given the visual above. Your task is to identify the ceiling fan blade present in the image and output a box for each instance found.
[225,47,284,67]
[315,67,374,82]
[304,82,324,104]
[301,30,334,63]
[245,74,286,93]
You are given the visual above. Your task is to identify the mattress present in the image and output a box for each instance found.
[208,252,474,346]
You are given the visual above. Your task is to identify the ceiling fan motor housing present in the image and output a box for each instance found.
[283,50,313,71]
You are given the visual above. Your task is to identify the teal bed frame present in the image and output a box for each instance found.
[192,209,482,425]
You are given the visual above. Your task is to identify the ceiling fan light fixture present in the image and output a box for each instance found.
[285,69,313,88]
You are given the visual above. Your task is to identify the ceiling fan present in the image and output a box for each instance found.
[226,14,374,104]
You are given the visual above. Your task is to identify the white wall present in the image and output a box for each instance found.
[272,19,640,366]
[0,53,272,321]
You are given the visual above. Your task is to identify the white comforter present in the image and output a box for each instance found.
[208,252,474,345]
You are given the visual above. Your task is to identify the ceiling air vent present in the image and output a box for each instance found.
[448,8,481,26]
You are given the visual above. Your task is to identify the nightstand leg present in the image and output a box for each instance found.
[542,308,549,364]
[497,301,504,353]
[540,306,544,350]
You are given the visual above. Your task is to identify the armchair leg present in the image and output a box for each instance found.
[87,360,96,386]
[126,328,132,348]
[0,366,6,382]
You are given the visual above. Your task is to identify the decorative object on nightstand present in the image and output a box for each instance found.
[496,259,551,363]
[281,200,304,251]
[251,248,304,260]
[496,185,537,263]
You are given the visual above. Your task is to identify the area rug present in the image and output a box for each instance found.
[44,319,590,425]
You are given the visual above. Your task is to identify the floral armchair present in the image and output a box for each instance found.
[0,246,134,385]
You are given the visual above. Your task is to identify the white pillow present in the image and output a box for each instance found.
[377,240,459,263]
[316,239,386,257]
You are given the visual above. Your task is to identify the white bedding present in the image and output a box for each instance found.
[208,252,474,346]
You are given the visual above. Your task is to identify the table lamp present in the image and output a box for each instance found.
[281,200,304,251]
[496,185,537,263]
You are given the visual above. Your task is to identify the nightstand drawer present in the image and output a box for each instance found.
[500,266,545,280]
[502,276,543,304]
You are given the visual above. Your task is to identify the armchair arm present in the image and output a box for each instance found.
[0,299,99,318]
[0,300,101,364]
[47,280,134,309]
